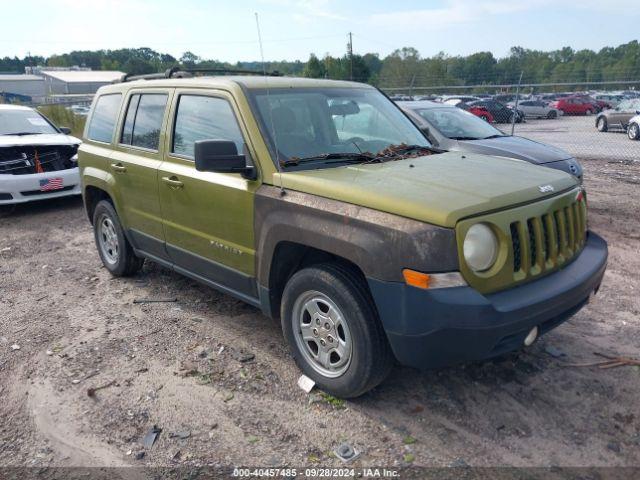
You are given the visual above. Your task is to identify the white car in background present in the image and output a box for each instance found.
[508,99,563,119]
[628,114,640,140]
[0,104,81,205]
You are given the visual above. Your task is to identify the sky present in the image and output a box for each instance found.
[1,0,639,62]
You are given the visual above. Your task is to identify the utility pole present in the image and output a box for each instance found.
[347,32,353,81]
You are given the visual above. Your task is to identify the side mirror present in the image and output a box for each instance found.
[59,127,71,135]
[194,140,256,179]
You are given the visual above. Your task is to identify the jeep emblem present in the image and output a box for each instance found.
[538,184,554,193]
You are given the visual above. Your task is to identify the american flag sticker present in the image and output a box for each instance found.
[39,178,64,191]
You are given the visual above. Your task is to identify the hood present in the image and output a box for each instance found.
[0,133,81,148]
[455,136,572,164]
[278,152,578,228]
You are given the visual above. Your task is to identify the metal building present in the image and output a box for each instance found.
[41,70,125,95]
[0,74,45,102]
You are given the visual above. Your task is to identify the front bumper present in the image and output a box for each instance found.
[0,167,80,204]
[368,232,607,369]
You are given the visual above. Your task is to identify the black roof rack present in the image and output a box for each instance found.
[118,67,282,83]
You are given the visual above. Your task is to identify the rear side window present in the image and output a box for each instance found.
[172,95,244,158]
[87,94,122,143]
[120,93,168,151]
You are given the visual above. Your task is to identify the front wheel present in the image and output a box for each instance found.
[281,263,393,398]
[93,200,144,276]
[596,117,608,132]
[547,110,558,119]
[629,123,640,140]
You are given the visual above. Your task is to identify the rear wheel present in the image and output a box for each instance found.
[628,123,640,141]
[281,263,393,398]
[93,200,144,276]
[596,117,608,132]
[547,110,558,119]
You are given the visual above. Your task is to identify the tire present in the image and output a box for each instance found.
[547,110,558,119]
[93,200,144,276]
[596,117,608,132]
[281,263,393,398]
[628,123,640,141]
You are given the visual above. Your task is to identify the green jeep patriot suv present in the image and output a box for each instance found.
[79,72,608,398]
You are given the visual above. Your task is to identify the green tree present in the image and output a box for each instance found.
[302,54,325,78]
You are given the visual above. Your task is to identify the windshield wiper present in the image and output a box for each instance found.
[449,136,480,140]
[280,152,374,167]
[1,132,43,136]
[479,134,506,140]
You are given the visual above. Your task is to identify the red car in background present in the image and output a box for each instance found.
[448,101,495,123]
[466,105,494,123]
[551,96,598,115]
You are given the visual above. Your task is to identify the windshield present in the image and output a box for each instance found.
[248,87,430,168]
[0,109,59,135]
[415,107,505,140]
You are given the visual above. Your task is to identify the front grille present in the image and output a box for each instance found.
[20,185,74,196]
[510,197,586,276]
[0,145,77,175]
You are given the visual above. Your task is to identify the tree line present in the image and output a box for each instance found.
[1,41,638,91]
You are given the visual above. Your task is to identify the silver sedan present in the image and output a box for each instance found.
[508,100,563,119]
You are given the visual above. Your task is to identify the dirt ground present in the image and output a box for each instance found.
[1,155,639,474]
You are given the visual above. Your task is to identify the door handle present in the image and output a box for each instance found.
[161,176,184,189]
[111,162,127,173]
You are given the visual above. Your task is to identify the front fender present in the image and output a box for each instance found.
[254,185,459,287]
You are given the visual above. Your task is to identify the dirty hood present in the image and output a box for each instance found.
[278,151,578,227]
[455,135,572,164]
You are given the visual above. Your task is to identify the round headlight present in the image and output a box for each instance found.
[463,223,498,272]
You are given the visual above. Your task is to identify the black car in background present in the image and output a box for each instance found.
[467,99,524,123]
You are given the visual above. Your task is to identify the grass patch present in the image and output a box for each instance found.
[403,435,417,445]
[320,392,346,409]
[37,104,86,138]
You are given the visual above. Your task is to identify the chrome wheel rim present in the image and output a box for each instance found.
[98,216,119,265]
[629,124,639,139]
[292,290,352,378]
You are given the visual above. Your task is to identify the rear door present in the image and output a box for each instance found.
[110,89,173,260]
[157,89,260,301]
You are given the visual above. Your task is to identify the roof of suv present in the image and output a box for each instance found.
[95,76,373,95]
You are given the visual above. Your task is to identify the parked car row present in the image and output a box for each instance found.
[390,89,640,120]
